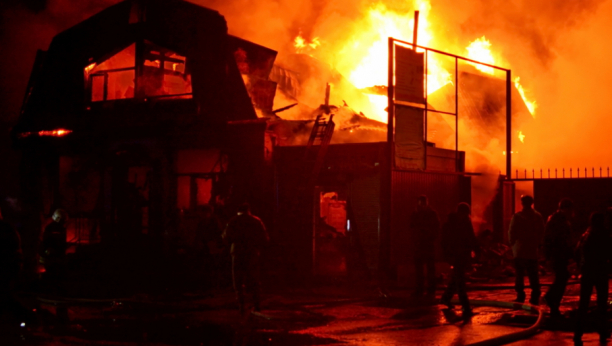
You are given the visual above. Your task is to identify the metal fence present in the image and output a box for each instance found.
[512,167,612,180]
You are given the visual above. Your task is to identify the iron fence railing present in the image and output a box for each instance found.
[512,167,612,180]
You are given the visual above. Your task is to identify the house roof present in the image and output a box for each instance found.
[15,0,259,138]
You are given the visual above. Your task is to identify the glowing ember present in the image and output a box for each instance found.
[466,36,495,74]
[40,129,72,137]
[19,129,73,138]
[514,77,537,117]
[84,63,96,80]
[518,130,525,143]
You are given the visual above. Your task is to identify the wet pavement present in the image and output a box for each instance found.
[3,276,611,345]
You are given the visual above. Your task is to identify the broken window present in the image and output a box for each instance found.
[84,41,192,103]
[85,44,136,102]
[140,41,192,99]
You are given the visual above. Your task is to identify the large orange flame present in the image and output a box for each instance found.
[288,0,537,124]
[514,77,537,117]
[294,32,321,55]
[466,36,495,74]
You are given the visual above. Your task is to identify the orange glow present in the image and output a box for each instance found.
[466,36,495,74]
[514,77,537,117]
[39,129,72,137]
[322,0,451,122]
[287,1,536,125]
[518,130,525,143]
[84,63,96,79]
[19,129,73,138]
[294,32,320,54]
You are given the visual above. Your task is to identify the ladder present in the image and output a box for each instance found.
[303,84,335,187]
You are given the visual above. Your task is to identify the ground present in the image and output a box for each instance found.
[2,274,610,346]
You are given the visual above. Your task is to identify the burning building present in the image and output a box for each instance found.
[12,0,535,284]
[13,0,275,267]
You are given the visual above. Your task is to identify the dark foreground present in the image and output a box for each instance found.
[2,275,612,346]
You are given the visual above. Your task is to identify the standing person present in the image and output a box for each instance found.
[222,203,269,315]
[39,209,69,323]
[543,198,575,318]
[409,195,440,296]
[573,211,611,345]
[508,195,545,305]
[39,209,68,281]
[440,202,479,317]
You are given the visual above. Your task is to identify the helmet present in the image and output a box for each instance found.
[52,209,68,223]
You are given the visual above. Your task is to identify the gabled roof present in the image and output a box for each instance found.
[15,0,259,137]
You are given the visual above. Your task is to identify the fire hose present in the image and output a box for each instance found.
[461,299,543,346]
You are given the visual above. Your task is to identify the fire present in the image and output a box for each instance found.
[518,130,525,143]
[287,1,537,125]
[466,36,495,75]
[514,77,537,117]
[84,63,96,80]
[19,129,72,138]
[39,129,72,137]
[294,32,320,54]
[343,1,445,92]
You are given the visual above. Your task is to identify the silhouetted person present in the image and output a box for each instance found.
[40,209,68,281]
[0,208,30,324]
[409,195,440,295]
[222,203,269,315]
[39,209,69,323]
[440,202,478,317]
[508,195,545,305]
[544,198,575,318]
[573,211,611,345]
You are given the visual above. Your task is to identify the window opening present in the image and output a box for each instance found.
[85,44,136,102]
[140,41,192,99]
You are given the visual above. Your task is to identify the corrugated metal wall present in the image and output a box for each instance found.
[390,170,471,265]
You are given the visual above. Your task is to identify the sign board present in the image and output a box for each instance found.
[395,46,424,104]
[395,105,425,170]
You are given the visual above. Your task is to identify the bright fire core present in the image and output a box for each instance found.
[292,0,538,123]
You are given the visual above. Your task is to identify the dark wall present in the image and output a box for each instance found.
[534,178,612,233]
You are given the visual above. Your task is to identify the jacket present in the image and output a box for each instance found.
[508,208,545,260]
[576,226,612,275]
[409,206,440,247]
[441,212,478,265]
[223,213,269,257]
[544,211,573,261]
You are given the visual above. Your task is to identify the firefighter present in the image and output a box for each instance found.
[573,211,611,345]
[508,195,545,305]
[440,202,479,318]
[222,203,269,315]
[543,198,575,318]
[409,195,440,296]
